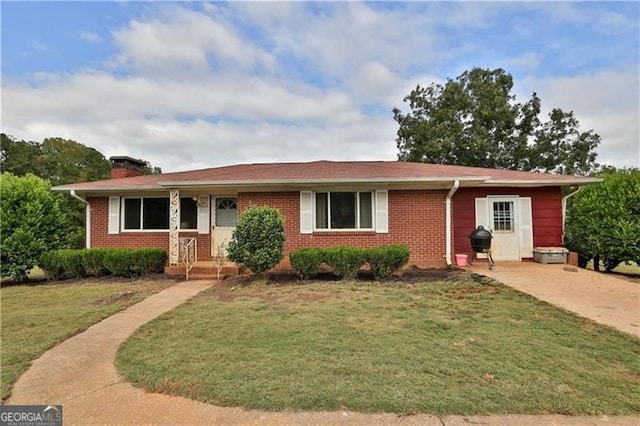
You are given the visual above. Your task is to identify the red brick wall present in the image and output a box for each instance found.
[89,190,449,268]
[239,190,448,268]
[88,197,210,260]
[452,187,563,256]
[110,168,144,179]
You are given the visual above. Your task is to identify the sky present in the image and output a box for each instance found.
[1,1,639,173]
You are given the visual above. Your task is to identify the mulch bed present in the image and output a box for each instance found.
[224,265,471,287]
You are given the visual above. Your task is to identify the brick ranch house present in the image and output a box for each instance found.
[52,157,599,271]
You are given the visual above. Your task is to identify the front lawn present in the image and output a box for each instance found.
[117,276,640,415]
[0,278,175,400]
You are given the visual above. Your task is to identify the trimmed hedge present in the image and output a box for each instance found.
[325,247,367,280]
[289,245,411,280]
[289,248,325,279]
[39,248,167,280]
[365,245,411,279]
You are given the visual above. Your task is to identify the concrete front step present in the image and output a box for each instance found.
[165,260,239,280]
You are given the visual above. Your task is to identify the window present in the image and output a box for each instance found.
[492,201,514,232]
[180,198,198,230]
[315,191,373,230]
[215,198,237,227]
[123,197,198,230]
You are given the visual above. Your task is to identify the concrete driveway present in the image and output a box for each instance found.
[470,262,640,337]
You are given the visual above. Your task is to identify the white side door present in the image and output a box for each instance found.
[487,196,520,261]
[211,197,237,257]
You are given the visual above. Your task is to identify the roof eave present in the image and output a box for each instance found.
[480,177,602,187]
[156,176,490,187]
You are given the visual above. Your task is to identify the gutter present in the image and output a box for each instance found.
[561,186,581,244]
[445,180,460,266]
[70,190,91,249]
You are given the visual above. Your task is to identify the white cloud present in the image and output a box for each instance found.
[524,66,640,168]
[79,31,103,43]
[111,6,274,74]
[2,2,637,173]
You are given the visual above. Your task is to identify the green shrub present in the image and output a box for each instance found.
[103,249,139,277]
[39,247,167,279]
[227,206,285,275]
[365,245,411,279]
[1,173,75,282]
[81,249,111,276]
[290,248,325,279]
[39,249,84,279]
[324,247,366,280]
[39,251,65,280]
[57,249,85,278]
[132,248,166,275]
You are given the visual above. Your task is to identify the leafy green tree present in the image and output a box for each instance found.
[227,206,285,275]
[565,169,640,272]
[37,137,111,185]
[1,173,74,281]
[1,134,111,184]
[2,134,161,248]
[1,134,42,176]
[393,67,600,175]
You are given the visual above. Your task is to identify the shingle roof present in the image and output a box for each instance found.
[52,160,600,193]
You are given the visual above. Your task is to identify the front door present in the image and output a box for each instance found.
[487,197,520,261]
[211,197,237,257]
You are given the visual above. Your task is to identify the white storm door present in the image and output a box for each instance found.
[488,197,520,261]
[211,197,237,257]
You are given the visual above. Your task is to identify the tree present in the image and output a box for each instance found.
[565,169,640,272]
[1,173,75,281]
[37,137,111,185]
[1,134,111,184]
[227,206,285,275]
[1,134,161,248]
[393,67,600,175]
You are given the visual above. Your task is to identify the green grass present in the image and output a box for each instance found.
[117,277,640,415]
[0,278,175,400]
[586,260,640,276]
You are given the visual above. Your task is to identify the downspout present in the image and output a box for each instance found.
[70,190,91,248]
[561,186,581,244]
[445,180,460,266]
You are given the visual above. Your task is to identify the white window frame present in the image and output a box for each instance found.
[120,196,198,232]
[313,190,374,232]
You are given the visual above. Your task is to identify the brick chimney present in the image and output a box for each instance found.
[109,156,147,179]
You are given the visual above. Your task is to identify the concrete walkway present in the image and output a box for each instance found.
[470,262,640,337]
[7,279,639,425]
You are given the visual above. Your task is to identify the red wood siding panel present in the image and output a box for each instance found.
[452,187,563,256]
[238,190,448,268]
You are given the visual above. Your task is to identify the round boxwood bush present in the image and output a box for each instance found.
[227,206,285,275]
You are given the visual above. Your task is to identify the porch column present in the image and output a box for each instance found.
[169,188,179,266]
